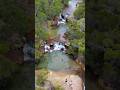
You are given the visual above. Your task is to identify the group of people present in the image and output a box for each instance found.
[44,42,67,53]
[64,77,73,90]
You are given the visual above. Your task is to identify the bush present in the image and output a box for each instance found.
[54,83,63,90]
[74,3,85,20]
[36,69,48,86]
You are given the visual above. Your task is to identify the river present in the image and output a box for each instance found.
[36,0,84,90]
[58,0,82,42]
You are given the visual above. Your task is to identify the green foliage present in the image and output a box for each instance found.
[61,0,70,5]
[54,83,64,90]
[35,50,43,62]
[74,3,85,20]
[36,27,49,40]
[35,0,67,23]
[48,0,63,18]
[79,18,85,32]
[71,40,85,54]
[66,2,85,55]
[35,87,43,90]
[36,69,48,85]
[37,12,47,22]
[66,19,85,55]
[65,2,85,56]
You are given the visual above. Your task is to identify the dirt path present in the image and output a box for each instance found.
[47,71,83,90]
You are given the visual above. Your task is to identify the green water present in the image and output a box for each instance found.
[39,51,79,71]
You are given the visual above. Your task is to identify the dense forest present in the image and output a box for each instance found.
[86,0,120,90]
[0,0,34,89]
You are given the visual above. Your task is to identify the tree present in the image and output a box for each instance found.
[74,3,85,20]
